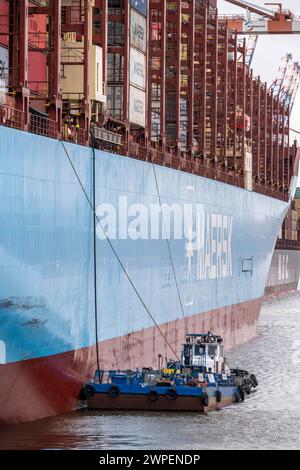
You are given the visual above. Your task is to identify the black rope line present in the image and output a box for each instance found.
[151,162,188,335]
[91,133,101,380]
[60,139,180,361]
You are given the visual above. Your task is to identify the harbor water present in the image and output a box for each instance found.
[0,291,300,450]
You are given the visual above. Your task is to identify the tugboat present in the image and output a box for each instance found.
[81,332,258,412]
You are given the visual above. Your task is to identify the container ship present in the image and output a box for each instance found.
[0,0,299,426]
[266,188,300,294]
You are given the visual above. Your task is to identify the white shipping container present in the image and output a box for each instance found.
[0,46,9,93]
[129,85,146,127]
[130,48,146,90]
[244,171,253,191]
[151,109,160,140]
[244,150,253,190]
[180,98,188,151]
[130,9,147,53]
[89,45,106,103]
[245,150,253,173]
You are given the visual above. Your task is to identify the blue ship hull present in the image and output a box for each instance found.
[0,126,288,424]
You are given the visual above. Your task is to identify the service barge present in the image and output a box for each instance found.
[82,333,258,412]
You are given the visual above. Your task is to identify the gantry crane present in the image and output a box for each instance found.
[268,54,300,112]
[280,61,300,112]
[223,0,300,34]
[245,34,259,67]
[223,1,300,135]
[269,53,293,96]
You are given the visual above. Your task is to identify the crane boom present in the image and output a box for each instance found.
[223,0,300,34]
[224,1,300,115]
[245,35,258,67]
[224,0,276,19]
[290,79,300,113]
[269,53,292,96]
[280,62,300,111]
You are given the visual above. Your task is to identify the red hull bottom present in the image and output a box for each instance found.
[0,297,261,426]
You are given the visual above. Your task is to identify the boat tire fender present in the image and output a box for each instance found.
[166,388,177,400]
[238,387,245,402]
[202,392,209,407]
[148,390,159,402]
[80,384,96,399]
[215,389,222,403]
[108,385,120,398]
[250,374,258,387]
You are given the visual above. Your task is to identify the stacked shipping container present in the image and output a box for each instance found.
[107,0,147,128]
[0,0,297,200]
[147,0,295,195]
[0,0,9,98]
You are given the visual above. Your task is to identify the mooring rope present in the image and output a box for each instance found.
[60,139,180,361]
[151,162,188,335]
[91,134,101,380]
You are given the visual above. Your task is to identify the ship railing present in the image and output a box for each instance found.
[69,127,86,146]
[276,238,300,250]
[149,147,166,165]
[136,145,148,161]
[180,158,193,172]
[60,122,87,146]
[253,182,288,202]
[128,141,139,159]
[29,114,57,139]
[128,142,149,162]
[0,104,24,130]
[148,147,158,163]
[0,107,291,203]
[29,114,87,145]
[170,155,179,168]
